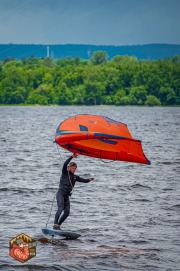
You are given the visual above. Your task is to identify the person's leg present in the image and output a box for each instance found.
[54,191,64,227]
[58,195,70,225]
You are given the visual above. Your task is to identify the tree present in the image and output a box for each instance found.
[159,86,176,105]
[172,55,180,63]
[72,85,86,105]
[43,57,54,68]
[112,55,138,63]
[83,66,106,104]
[90,51,108,65]
[84,81,105,105]
[104,67,120,95]
[129,86,147,105]
[26,91,49,105]
[56,82,73,105]
[0,66,26,104]
[113,89,126,105]
[0,61,3,81]
[101,95,114,105]
[74,56,80,65]
[145,95,161,106]
[26,83,55,105]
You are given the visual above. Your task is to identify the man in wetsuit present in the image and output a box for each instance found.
[53,153,94,230]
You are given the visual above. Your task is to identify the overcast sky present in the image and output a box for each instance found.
[0,0,179,45]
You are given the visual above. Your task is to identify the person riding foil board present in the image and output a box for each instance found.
[53,153,94,230]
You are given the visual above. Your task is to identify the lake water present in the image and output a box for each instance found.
[0,106,179,271]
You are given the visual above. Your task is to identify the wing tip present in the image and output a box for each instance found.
[147,159,151,165]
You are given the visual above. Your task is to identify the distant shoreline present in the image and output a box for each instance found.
[0,104,179,107]
[1,43,180,60]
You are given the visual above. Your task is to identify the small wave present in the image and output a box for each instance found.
[168,204,180,211]
[162,188,174,191]
[131,239,149,245]
[0,187,44,194]
[134,198,152,202]
[162,204,180,212]
[157,161,180,165]
[158,218,180,226]
[116,185,128,191]
[131,183,152,190]
[0,188,9,192]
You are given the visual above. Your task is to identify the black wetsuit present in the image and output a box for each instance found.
[54,156,90,226]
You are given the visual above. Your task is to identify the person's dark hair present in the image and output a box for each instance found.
[68,162,77,168]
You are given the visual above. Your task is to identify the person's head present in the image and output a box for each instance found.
[68,162,77,173]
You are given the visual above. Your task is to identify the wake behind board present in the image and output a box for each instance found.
[41,227,81,239]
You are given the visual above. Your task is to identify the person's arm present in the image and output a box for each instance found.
[62,156,73,174]
[61,153,78,174]
[76,176,94,183]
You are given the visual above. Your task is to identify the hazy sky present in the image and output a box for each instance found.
[0,0,179,45]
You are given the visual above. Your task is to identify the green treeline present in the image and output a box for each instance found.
[0,51,180,106]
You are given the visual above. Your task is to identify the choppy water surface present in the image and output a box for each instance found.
[0,106,179,271]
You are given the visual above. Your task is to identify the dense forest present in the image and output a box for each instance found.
[0,51,179,106]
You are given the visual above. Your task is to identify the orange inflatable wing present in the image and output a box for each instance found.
[55,115,151,165]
